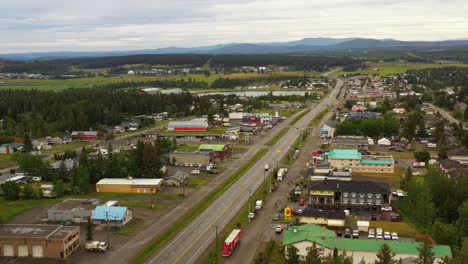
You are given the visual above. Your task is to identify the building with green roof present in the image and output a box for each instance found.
[325,149,394,174]
[283,224,452,263]
[198,144,230,160]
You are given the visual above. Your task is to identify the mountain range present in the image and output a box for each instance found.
[2,37,468,61]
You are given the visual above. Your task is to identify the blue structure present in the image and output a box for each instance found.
[91,205,132,227]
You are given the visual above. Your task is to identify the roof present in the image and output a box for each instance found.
[96,178,163,186]
[91,206,128,221]
[165,171,189,181]
[300,208,346,220]
[309,180,391,194]
[360,156,394,165]
[51,159,76,170]
[71,131,98,136]
[324,120,338,129]
[326,149,362,160]
[447,148,468,157]
[0,224,78,240]
[283,224,451,258]
[49,199,99,211]
[198,144,226,151]
[167,121,208,128]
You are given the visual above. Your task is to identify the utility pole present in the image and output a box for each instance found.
[214,225,219,263]
[263,170,266,198]
[248,190,253,222]
[105,211,110,249]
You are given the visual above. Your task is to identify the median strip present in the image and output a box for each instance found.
[309,107,331,126]
[132,148,269,264]
[266,127,290,146]
[290,110,308,126]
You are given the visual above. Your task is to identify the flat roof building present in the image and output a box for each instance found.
[47,199,99,223]
[96,178,163,194]
[0,224,80,259]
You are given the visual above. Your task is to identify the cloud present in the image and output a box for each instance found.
[0,0,468,52]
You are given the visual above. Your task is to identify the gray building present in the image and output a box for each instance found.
[47,199,99,223]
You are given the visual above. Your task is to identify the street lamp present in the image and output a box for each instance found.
[248,190,253,222]
[263,170,266,198]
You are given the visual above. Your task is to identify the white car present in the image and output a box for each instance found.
[391,232,399,240]
[381,206,393,212]
[190,170,200,175]
[368,229,375,239]
[248,212,255,220]
[376,228,383,240]
[275,225,283,233]
[384,231,391,240]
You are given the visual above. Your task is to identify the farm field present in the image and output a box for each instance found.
[333,62,468,76]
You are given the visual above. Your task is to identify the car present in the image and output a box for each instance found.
[298,199,305,206]
[391,232,399,240]
[336,230,343,237]
[271,184,278,191]
[275,225,283,233]
[371,213,378,221]
[381,206,393,212]
[352,230,359,239]
[384,231,391,240]
[293,209,303,215]
[388,146,396,150]
[248,212,255,220]
[273,214,280,221]
[190,170,200,175]
[344,229,352,238]
[368,229,375,239]
[207,169,218,174]
[376,228,383,240]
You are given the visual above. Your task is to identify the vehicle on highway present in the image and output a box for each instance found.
[368,229,375,239]
[384,231,391,240]
[271,183,278,191]
[248,212,255,220]
[391,232,399,240]
[344,229,351,238]
[222,229,242,257]
[85,241,108,252]
[275,225,283,233]
[255,200,263,210]
[352,230,359,239]
[376,228,383,239]
[273,213,280,221]
[264,164,270,171]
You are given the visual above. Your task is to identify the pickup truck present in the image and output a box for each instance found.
[85,241,107,252]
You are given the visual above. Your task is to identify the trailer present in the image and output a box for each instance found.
[222,229,242,257]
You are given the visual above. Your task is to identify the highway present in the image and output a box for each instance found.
[146,78,343,264]
[427,103,468,130]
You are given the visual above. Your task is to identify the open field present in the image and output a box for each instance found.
[41,141,88,155]
[333,62,468,76]
[0,71,311,91]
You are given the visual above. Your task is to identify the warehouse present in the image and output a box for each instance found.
[326,149,394,174]
[91,206,133,227]
[71,131,103,141]
[47,199,99,223]
[198,144,230,160]
[170,151,214,166]
[96,178,163,194]
[167,121,209,132]
[0,224,80,259]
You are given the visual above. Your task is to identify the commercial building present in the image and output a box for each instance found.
[164,171,189,187]
[447,148,468,164]
[198,144,230,160]
[167,121,209,132]
[283,224,452,264]
[321,121,338,138]
[308,162,352,181]
[170,151,214,166]
[330,136,371,150]
[0,224,80,259]
[71,131,103,141]
[298,208,346,227]
[308,180,392,207]
[228,113,272,125]
[326,149,394,174]
[91,206,132,227]
[47,199,99,223]
[96,178,163,194]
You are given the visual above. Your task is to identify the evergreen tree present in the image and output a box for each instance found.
[305,242,321,264]
[108,143,113,160]
[22,183,34,199]
[54,179,65,197]
[375,244,397,264]
[1,181,20,200]
[414,239,435,264]
[23,133,33,152]
[86,217,93,241]
[285,245,300,264]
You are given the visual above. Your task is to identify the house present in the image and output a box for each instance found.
[47,199,99,223]
[308,180,392,207]
[283,224,452,264]
[351,105,367,112]
[439,159,468,179]
[96,178,163,194]
[0,142,23,154]
[71,131,103,141]
[167,121,209,132]
[447,148,468,164]
[51,159,77,172]
[91,206,132,227]
[0,224,80,258]
[49,137,64,145]
[321,121,338,138]
[0,173,27,185]
[377,137,391,146]
[164,171,189,187]
[298,208,346,227]
[354,155,394,174]
[346,112,377,120]
[198,144,230,160]
[170,151,214,166]
[392,108,406,114]
[96,139,133,153]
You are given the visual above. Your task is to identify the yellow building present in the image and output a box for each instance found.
[96,178,163,194]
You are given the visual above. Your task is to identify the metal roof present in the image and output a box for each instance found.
[326,149,362,160]
[309,180,391,194]
[168,121,208,128]
[92,206,128,221]
[198,144,226,152]
[96,178,163,186]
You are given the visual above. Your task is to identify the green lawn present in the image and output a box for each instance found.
[42,142,88,155]
[370,221,418,238]
[119,218,145,235]
[266,127,290,146]
[175,144,200,151]
[0,154,17,170]
[333,62,468,76]
[186,177,209,187]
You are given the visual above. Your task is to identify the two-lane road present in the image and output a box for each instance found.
[146,79,343,264]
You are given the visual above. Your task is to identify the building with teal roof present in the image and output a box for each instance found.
[283,224,451,263]
[325,149,394,174]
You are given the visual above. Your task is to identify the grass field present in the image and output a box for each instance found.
[42,141,88,155]
[0,154,17,170]
[370,221,418,237]
[132,148,269,263]
[119,218,145,235]
[0,71,311,91]
[266,127,290,146]
[333,62,468,76]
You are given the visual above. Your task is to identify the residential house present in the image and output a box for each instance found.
[91,206,132,227]
[96,139,133,153]
[0,142,23,154]
[0,173,27,185]
[439,159,468,179]
[447,148,468,165]
[308,180,392,207]
[164,171,189,187]
[283,224,452,264]
[51,159,77,172]
[392,108,406,114]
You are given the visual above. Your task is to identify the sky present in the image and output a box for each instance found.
[1,0,468,53]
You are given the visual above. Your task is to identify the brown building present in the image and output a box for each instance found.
[96,178,163,194]
[170,150,214,166]
[0,224,80,259]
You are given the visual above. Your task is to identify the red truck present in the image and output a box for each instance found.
[222,229,242,257]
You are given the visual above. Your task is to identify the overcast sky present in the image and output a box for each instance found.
[1,0,468,53]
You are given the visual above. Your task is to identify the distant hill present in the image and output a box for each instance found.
[2,37,468,60]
